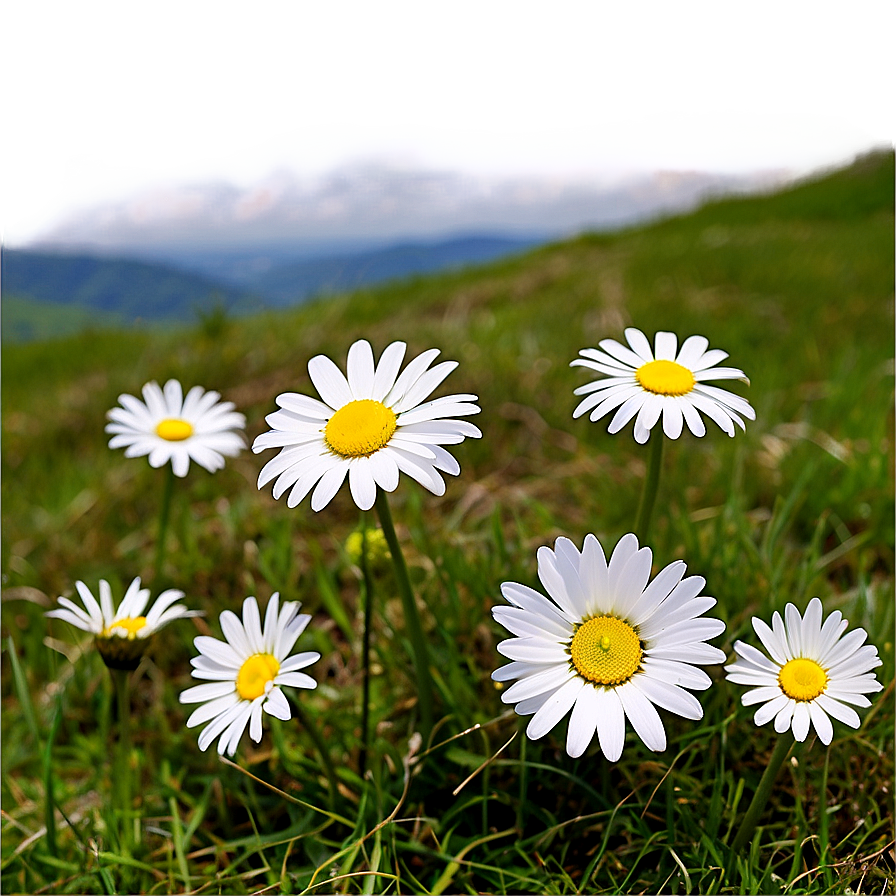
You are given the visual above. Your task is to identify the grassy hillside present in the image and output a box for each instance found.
[1,295,126,343]
[2,150,893,895]
[2,248,264,335]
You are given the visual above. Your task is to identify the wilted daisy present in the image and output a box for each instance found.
[492,533,726,760]
[725,598,883,745]
[180,594,320,757]
[253,339,481,511]
[571,328,755,443]
[46,577,198,668]
[106,379,246,477]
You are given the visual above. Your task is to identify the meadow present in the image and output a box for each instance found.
[2,150,893,895]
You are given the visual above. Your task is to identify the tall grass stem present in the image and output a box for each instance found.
[634,431,663,542]
[374,489,434,736]
[359,515,374,778]
[729,734,793,855]
[111,668,134,857]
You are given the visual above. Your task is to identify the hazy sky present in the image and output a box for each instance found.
[3,1,893,245]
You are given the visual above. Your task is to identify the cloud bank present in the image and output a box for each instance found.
[27,139,798,251]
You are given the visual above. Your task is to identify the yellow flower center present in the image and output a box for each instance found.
[155,418,194,441]
[324,399,397,458]
[236,653,280,700]
[778,657,827,701]
[635,359,696,396]
[570,615,642,685]
[102,616,147,639]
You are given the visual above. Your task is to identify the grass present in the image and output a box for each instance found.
[2,149,894,894]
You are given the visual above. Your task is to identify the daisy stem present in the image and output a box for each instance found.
[359,514,374,779]
[154,464,175,583]
[374,489,435,737]
[729,734,793,855]
[111,668,134,856]
[634,431,664,542]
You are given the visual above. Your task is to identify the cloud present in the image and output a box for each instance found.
[29,139,796,251]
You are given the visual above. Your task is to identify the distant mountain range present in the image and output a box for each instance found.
[1,233,544,342]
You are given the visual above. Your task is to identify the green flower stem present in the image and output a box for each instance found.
[359,515,374,779]
[374,489,434,737]
[111,668,134,856]
[634,430,664,543]
[291,699,339,807]
[730,735,793,854]
[153,464,175,583]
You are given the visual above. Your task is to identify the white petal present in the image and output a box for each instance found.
[808,701,833,745]
[814,694,860,728]
[220,609,252,657]
[784,603,803,658]
[496,637,568,664]
[348,459,378,511]
[661,400,684,439]
[753,693,790,726]
[675,335,709,368]
[263,687,292,720]
[624,328,655,362]
[371,341,407,400]
[774,700,795,734]
[594,687,626,761]
[526,676,585,740]
[753,616,788,665]
[249,700,265,743]
[791,702,811,741]
[502,665,575,704]
[242,597,264,655]
[599,337,645,369]
[617,682,666,751]
[566,685,600,758]
[740,685,785,707]
[653,331,678,361]
[310,462,350,511]
[186,693,240,727]
[308,354,353,409]
[632,675,703,720]
[346,339,376,399]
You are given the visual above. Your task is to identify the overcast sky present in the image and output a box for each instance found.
[3,0,893,246]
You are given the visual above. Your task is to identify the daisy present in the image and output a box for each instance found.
[179,594,320,757]
[253,339,481,511]
[46,577,198,669]
[106,379,246,477]
[492,533,726,760]
[724,598,883,745]
[571,327,755,443]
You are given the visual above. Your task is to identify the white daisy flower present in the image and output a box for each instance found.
[571,327,755,443]
[46,577,198,668]
[106,379,246,477]
[492,533,726,760]
[724,598,883,745]
[252,339,481,511]
[179,594,320,757]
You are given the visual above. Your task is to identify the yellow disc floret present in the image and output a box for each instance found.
[778,657,827,701]
[102,616,147,639]
[635,359,696,396]
[236,653,281,701]
[324,399,397,458]
[155,418,195,441]
[570,615,642,685]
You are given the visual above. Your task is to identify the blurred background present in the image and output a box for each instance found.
[2,1,892,341]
